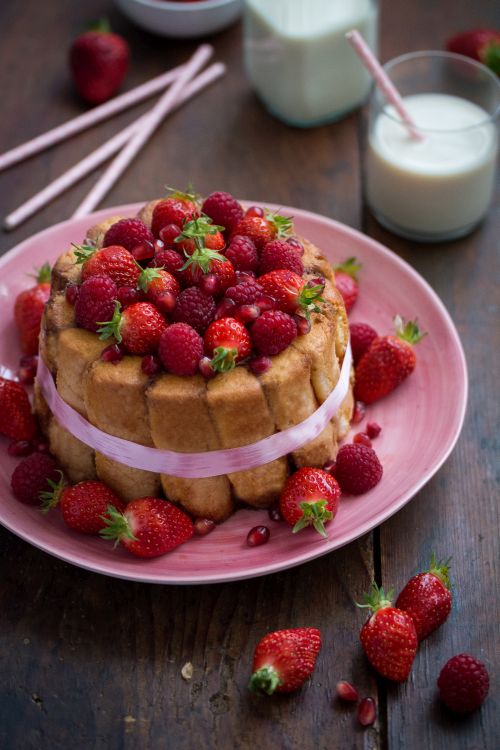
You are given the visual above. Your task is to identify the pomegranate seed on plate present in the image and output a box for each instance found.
[366,422,382,439]
[141,355,162,377]
[249,356,272,375]
[353,432,372,448]
[199,356,216,379]
[8,440,34,457]
[194,518,216,536]
[200,274,220,296]
[235,304,260,324]
[352,401,366,424]
[358,697,376,727]
[101,344,123,364]
[268,505,283,522]
[336,680,359,702]
[246,525,270,547]
[245,205,264,218]
[65,284,79,305]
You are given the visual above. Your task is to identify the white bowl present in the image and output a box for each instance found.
[115,0,243,38]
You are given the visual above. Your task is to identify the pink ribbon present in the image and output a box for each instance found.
[36,344,351,479]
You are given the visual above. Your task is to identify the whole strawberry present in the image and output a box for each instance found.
[0,378,37,441]
[159,323,203,376]
[138,267,180,315]
[41,478,125,534]
[69,20,129,104]
[231,210,293,250]
[249,627,322,694]
[333,257,361,313]
[202,191,244,233]
[259,270,324,318]
[446,29,500,74]
[334,443,383,495]
[349,322,378,365]
[396,555,452,641]
[151,190,199,237]
[437,654,490,713]
[11,453,60,505]
[359,583,418,682]
[204,317,252,372]
[98,301,167,355]
[74,275,118,332]
[279,467,340,538]
[251,310,297,356]
[103,218,154,254]
[14,263,51,355]
[76,243,140,288]
[100,497,194,558]
[259,240,304,276]
[354,316,425,404]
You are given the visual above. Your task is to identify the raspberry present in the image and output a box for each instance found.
[149,247,184,278]
[103,218,154,253]
[334,444,383,494]
[225,280,264,306]
[350,322,378,365]
[259,240,304,275]
[251,310,297,356]
[172,287,216,334]
[437,654,489,713]
[74,276,118,332]
[225,235,258,272]
[11,452,60,505]
[201,191,244,233]
[159,323,203,376]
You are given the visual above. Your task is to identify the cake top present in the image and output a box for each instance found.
[65,188,330,378]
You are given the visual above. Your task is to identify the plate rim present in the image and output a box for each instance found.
[0,203,468,584]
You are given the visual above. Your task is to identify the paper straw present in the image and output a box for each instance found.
[3,63,225,231]
[345,30,423,141]
[0,65,186,174]
[73,44,214,218]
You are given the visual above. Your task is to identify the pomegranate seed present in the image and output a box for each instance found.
[18,355,38,384]
[156,292,177,315]
[352,401,366,424]
[154,238,165,253]
[366,422,382,439]
[199,356,216,379]
[255,295,275,312]
[336,681,359,702]
[7,440,33,457]
[323,459,336,475]
[246,525,270,547]
[294,315,311,336]
[235,270,256,284]
[100,344,123,364]
[308,277,325,291]
[34,439,51,454]
[117,286,142,308]
[194,518,216,536]
[358,697,376,727]
[214,298,236,320]
[235,304,260,324]
[131,242,155,262]
[249,356,272,375]
[199,274,220,296]
[65,283,79,305]
[353,432,372,448]
[245,205,264,218]
[287,237,304,255]
[159,224,181,247]
[268,505,283,522]
[141,355,162,377]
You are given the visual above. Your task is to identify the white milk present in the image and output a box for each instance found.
[366,94,498,240]
[243,0,378,126]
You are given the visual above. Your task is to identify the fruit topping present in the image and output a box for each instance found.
[204,317,252,373]
[279,467,340,538]
[251,310,297,357]
[159,323,204,377]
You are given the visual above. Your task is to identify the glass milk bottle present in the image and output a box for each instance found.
[243,0,378,127]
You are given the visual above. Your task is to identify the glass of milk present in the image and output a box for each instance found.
[366,51,500,242]
[243,0,378,127]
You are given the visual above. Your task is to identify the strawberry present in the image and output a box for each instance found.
[446,29,500,74]
[201,191,244,233]
[69,19,129,104]
[225,235,259,272]
[159,323,204,376]
[358,583,418,682]
[75,244,140,288]
[74,275,118,332]
[14,263,51,355]
[279,467,340,538]
[259,240,304,276]
[350,322,378,365]
[395,555,452,641]
[437,654,490,713]
[251,310,297,356]
[11,453,60,505]
[249,627,322,695]
[138,267,180,315]
[181,248,236,294]
[151,189,199,237]
[354,316,425,404]
[98,301,167,355]
[231,210,293,250]
[259,269,324,318]
[334,444,383,495]
[333,257,361,313]
[204,317,252,372]
[0,378,37,441]
[172,287,216,334]
[41,478,124,534]
[100,497,194,558]
[102,218,154,254]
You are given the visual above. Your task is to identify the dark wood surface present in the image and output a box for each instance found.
[0,1,498,748]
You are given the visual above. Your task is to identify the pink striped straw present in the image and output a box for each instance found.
[345,30,424,141]
[3,62,225,231]
[0,64,186,173]
[73,44,213,218]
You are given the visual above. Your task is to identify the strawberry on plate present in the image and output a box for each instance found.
[204,317,252,372]
[75,243,141,288]
[395,554,452,641]
[259,269,324,319]
[41,478,125,535]
[279,467,340,538]
[333,257,361,313]
[249,627,322,695]
[14,262,51,355]
[358,583,418,682]
[446,29,500,74]
[100,497,194,558]
[0,378,37,441]
[69,19,129,104]
[98,301,167,355]
[151,189,199,237]
[354,316,425,404]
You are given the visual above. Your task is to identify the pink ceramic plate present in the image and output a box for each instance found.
[0,203,467,584]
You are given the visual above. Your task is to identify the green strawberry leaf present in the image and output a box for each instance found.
[393,315,426,345]
[72,242,97,264]
[210,346,238,373]
[292,499,332,538]
[334,257,361,279]
[138,265,162,292]
[99,504,137,548]
[356,582,394,612]
[97,300,123,343]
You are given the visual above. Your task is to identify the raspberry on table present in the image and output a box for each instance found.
[172,287,216,334]
[103,218,154,253]
[225,235,258,272]
[225,280,264,306]
[334,443,383,494]
[159,323,204,376]
[201,191,244,233]
[259,240,304,276]
[437,654,490,713]
[74,276,118,332]
[251,310,298,357]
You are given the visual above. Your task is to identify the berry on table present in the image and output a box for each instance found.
[69,19,129,104]
[14,262,51,355]
[437,654,489,713]
[334,444,383,495]
[249,627,322,695]
[395,554,452,640]
[336,680,359,702]
[358,697,377,727]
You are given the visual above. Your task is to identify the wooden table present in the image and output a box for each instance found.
[0,1,498,748]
